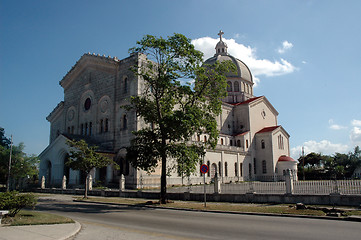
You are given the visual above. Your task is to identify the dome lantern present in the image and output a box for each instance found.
[215,30,228,56]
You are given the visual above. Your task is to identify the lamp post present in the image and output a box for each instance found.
[6,135,13,192]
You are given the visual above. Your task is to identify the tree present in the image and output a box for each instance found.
[126,33,236,203]
[0,127,11,148]
[66,139,117,198]
[298,147,361,180]
[0,127,39,188]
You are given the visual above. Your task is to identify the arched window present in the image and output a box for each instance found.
[218,161,222,176]
[100,119,104,133]
[230,140,233,146]
[221,138,224,145]
[227,81,232,92]
[261,140,265,149]
[246,140,249,148]
[237,140,241,147]
[123,115,127,130]
[234,81,240,92]
[89,122,92,136]
[207,161,210,177]
[105,118,109,132]
[204,135,207,142]
[225,162,228,177]
[262,160,267,174]
[248,163,252,178]
[254,158,257,174]
[235,162,238,176]
[240,163,243,177]
[124,77,128,93]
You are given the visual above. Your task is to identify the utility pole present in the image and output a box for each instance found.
[6,135,13,192]
[302,146,305,181]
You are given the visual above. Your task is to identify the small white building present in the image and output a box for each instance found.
[39,32,297,188]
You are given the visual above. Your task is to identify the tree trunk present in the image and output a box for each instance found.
[160,136,167,204]
[160,153,167,204]
[84,173,89,199]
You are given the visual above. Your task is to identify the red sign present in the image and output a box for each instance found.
[200,164,209,174]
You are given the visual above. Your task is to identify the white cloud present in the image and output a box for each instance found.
[351,119,361,127]
[277,41,293,54]
[291,140,349,159]
[350,127,361,146]
[302,61,307,64]
[191,37,296,86]
[328,119,347,130]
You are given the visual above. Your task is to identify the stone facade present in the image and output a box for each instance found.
[39,32,297,189]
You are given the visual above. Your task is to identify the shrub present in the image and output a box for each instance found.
[0,191,37,217]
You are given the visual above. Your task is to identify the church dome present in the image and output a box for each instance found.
[204,30,253,83]
[204,54,253,83]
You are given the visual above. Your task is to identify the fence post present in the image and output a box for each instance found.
[88,175,92,191]
[41,176,45,189]
[62,175,67,190]
[285,169,294,195]
[119,174,125,192]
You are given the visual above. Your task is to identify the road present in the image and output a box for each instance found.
[36,195,361,240]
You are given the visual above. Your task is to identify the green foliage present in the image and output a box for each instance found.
[0,127,11,148]
[298,146,361,180]
[0,127,39,186]
[0,191,37,217]
[66,139,116,174]
[126,33,236,203]
[66,139,117,198]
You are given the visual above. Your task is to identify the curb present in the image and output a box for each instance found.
[73,200,361,223]
[60,221,82,240]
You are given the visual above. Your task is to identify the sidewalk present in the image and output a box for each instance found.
[0,221,81,240]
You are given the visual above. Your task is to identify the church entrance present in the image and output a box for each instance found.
[63,154,70,184]
[45,160,52,187]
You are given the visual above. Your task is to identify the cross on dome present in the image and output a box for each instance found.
[215,30,228,55]
[218,30,224,41]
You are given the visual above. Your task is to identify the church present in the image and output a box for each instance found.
[39,32,297,189]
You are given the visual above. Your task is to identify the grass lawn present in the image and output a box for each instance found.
[2,210,74,226]
[76,196,361,217]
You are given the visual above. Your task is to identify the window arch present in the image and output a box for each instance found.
[123,115,127,130]
[235,162,238,176]
[104,118,109,132]
[234,81,240,92]
[262,160,267,174]
[227,81,232,92]
[207,161,210,177]
[123,77,128,93]
[218,161,222,176]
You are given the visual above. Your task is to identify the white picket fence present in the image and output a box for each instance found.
[168,180,361,195]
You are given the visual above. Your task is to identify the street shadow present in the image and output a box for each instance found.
[35,198,155,214]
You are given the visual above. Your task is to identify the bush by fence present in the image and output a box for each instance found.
[0,191,37,217]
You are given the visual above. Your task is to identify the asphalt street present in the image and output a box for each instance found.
[35,195,361,240]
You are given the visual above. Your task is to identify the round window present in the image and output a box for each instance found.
[84,98,91,110]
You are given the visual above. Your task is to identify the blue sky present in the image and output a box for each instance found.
[1,0,361,158]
